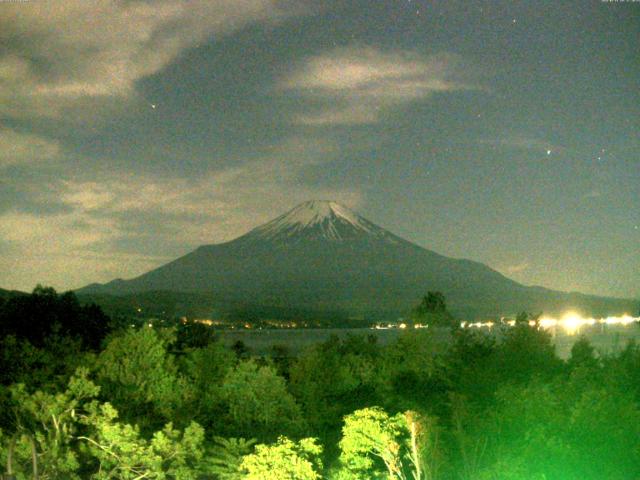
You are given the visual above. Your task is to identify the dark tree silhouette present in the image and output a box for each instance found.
[411,291,455,327]
[0,285,110,350]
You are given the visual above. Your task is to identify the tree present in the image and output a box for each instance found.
[79,402,206,480]
[411,292,455,327]
[336,407,439,480]
[566,336,599,371]
[0,367,207,480]
[338,407,404,479]
[0,286,110,351]
[377,330,441,412]
[493,322,562,385]
[220,359,306,440]
[479,378,640,480]
[179,341,235,430]
[442,328,498,407]
[96,328,188,430]
[175,320,219,350]
[289,336,382,436]
[567,387,640,479]
[419,292,447,315]
[239,436,323,480]
[2,368,100,479]
[205,436,256,480]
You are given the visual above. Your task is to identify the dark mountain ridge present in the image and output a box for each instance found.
[78,201,637,320]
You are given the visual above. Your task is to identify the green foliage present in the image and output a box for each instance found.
[96,327,188,428]
[220,359,306,440]
[336,407,441,480]
[494,322,563,384]
[514,311,540,325]
[290,336,382,437]
[0,334,88,388]
[567,387,640,479]
[601,340,640,402]
[566,335,599,371]
[239,436,323,480]
[0,285,109,350]
[478,377,640,480]
[378,330,441,411]
[477,457,548,480]
[79,402,205,479]
[2,367,100,479]
[416,292,447,315]
[444,323,562,407]
[441,328,498,406]
[205,436,257,480]
[179,341,235,429]
[175,320,219,349]
[411,292,455,327]
[338,407,404,478]
[2,289,640,480]
[0,287,105,392]
[0,366,207,480]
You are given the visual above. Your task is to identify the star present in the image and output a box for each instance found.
[546,149,552,155]
[151,104,157,109]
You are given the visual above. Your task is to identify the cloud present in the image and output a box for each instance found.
[499,261,530,275]
[0,0,305,118]
[281,47,479,125]
[0,128,60,167]
[0,135,362,290]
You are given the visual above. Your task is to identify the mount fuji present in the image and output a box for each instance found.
[78,201,636,320]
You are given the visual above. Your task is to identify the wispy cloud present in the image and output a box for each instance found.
[0,128,60,167]
[499,261,530,275]
[0,0,306,118]
[0,135,362,289]
[281,47,480,125]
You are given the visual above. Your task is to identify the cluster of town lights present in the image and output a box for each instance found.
[462,312,639,335]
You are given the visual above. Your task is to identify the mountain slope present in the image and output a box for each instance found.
[78,201,637,319]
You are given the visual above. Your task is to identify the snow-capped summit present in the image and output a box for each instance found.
[77,200,637,320]
[246,200,387,241]
[276,200,363,228]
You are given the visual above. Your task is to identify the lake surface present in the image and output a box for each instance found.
[219,323,640,359]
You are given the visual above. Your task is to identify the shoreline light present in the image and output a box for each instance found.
[462,313,639,335]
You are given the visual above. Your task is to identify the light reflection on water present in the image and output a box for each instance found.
[462,314,640,359]
[462,313,639,336]
[222,315,640,360]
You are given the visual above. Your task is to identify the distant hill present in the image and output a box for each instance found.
[78,201,638,320]
[0,287,27,301]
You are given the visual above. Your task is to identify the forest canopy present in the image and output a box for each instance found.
[1,287,639,479]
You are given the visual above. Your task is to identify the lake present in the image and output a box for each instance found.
[219,323,640,359]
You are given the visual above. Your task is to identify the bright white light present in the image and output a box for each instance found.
[604,314,635,326]
[538,317,557,329]
[560,312,585,335]
[459,313,639,333]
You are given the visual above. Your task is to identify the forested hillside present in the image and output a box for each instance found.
[1,287,639,479]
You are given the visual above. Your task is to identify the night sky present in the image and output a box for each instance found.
[0,0,638,298]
